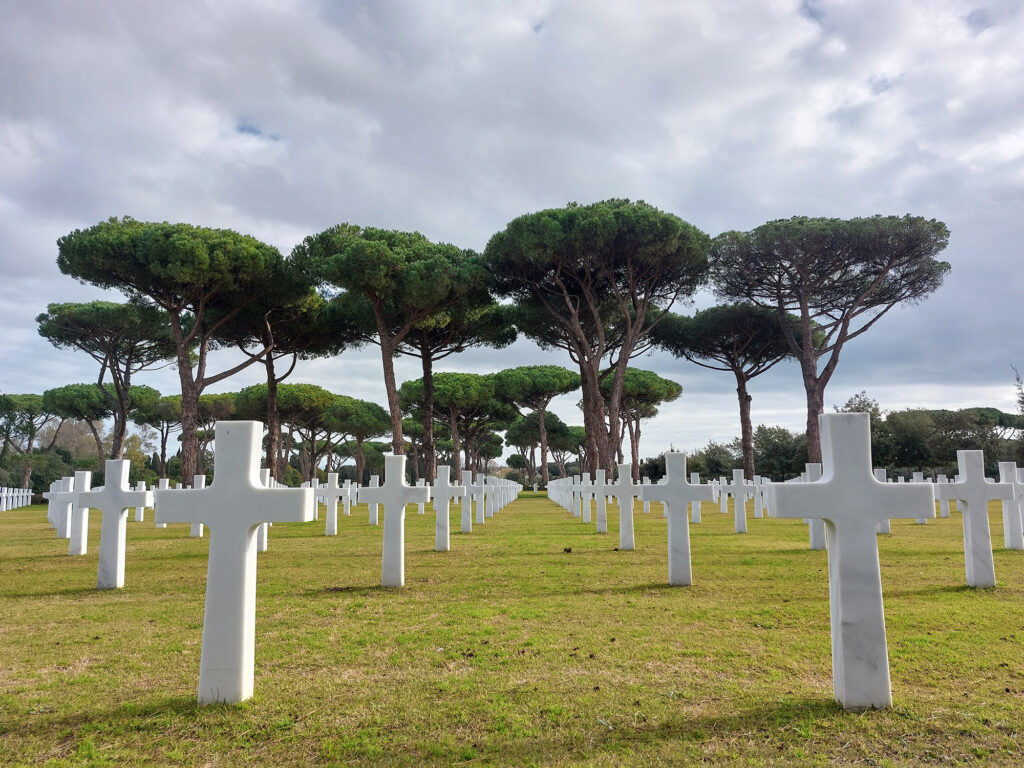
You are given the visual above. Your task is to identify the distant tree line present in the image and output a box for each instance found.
[7,202,955,490]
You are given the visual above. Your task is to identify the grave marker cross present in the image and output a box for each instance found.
[356,454,430,587]
[78,460,153,589]
[154,421,313,704]
[766,413,934,711]
[432,465,466,552]
[996,462,1024,551]
[614,463,641,551]
[460,470,474,533]
[729,469,751,534]
[935,451,1014,587]
[46,476,78,541]
[640,453,713,586]
[593,469,610,533]
[68,470,94,555]
[320,473,348,537]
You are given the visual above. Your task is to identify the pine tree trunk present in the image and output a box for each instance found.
[537,405,550,487]
[420,346,436,482]
[265,355,281,478]
[736,372,755,479]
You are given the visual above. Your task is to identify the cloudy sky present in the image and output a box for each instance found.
[1,0,1021,461]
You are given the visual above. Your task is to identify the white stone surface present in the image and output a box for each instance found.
[935,451,1014,587]
[579,473,593,524]
[416,478,427,515]
[155,479,169,528]
[154,421,313,705]
[614,463,639,551]
[593,470,610,533]
[47,476,77,540]
[321,473,348,537]
[766,413,935,711]
[728,469,752,534]
[357,454,429,587]
[936,475,951,517]
[873,470,891,534]
[256,470,271,552]
[805,463,826,550]
[640,453,713,586]
[997,462,1024,550]
[472,474,486,525]
[460,470,474,533]
[79,460,153,589]
[688,472,702,523]
[432,465,466,552]
[133,480,147,522]
[190,475,206,537]
[364,475,380,525]
[68,471,94,556]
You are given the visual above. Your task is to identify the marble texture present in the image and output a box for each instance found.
[154,421,313,704]
[640,453,713,586]
[766,413,934,711]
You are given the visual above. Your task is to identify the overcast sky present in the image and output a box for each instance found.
[1,0,1021,462]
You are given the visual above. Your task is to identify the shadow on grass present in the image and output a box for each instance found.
[302,585,390,597]
[5,585,104,599]
[489,696,850,763]
[884,584,983,599]
[572,582,679,596]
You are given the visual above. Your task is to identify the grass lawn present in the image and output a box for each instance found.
[1,492,1022,766]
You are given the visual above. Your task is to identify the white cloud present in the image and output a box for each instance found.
[1,0,1022,463]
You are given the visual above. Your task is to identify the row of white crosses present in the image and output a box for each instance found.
[1,486,33,510]
[547,466,643,551]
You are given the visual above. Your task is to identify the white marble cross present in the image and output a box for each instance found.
[614,463,640,551]
[579,473,593,524]
[460,470,474,533]
[997,462,1024,550]
[728,469,752,534]
[911,472,929,524]
[641,477,651,513]
[47,476,78,540]
[688,472,702,523]
[190,475,206,537]
[256,470,271,552]
[342,480,353,516]
[68,470,94,556]
[321,473,348,537]
[472,474,486,525]
[640,453,713,586]
[936,475,951,517]
[43,479,59,528]
[593,469,610,533]
[363,475,380,525]
[766,413,934,711]
[357,454,430,587]
[416,478,428,515]
[133,480,148,522]
[873,469,891,534]
[571,475,581,518]
[432,465,466,551]
[718,476,729,514]
[752,475,765,518]
[308,477,320,520]
[155,479,170,528]
[935,451,1014,587]
[78,460,153,589]
[484,477,496,518]
[805,463,826,550]
[154,421,313,704]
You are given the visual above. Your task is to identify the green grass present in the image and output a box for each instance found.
[1,495,1022,766]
